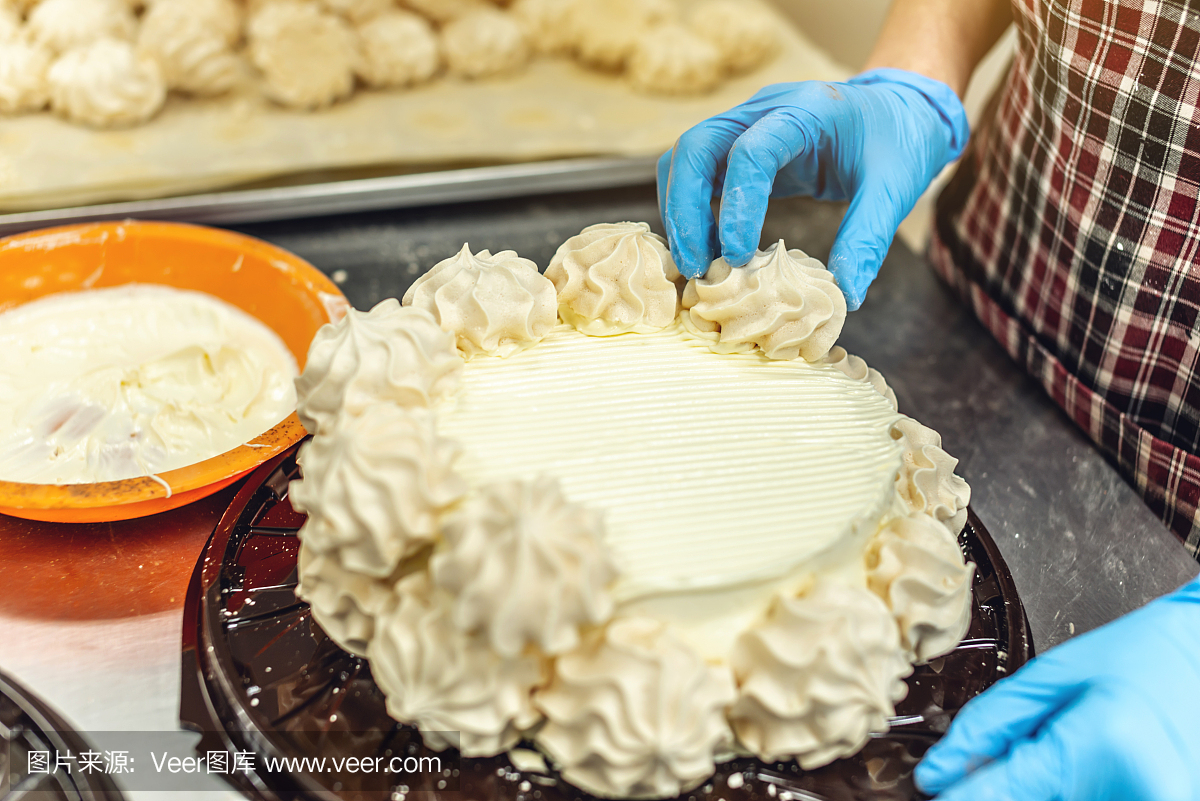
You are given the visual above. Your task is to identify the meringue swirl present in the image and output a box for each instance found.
[866,515,974,663]
[824,345,899,411]
[547,222,683,336]
[369,573,547,757]
[289,406,467,578]
[295,540,397,657]
[683,241,846,362]
[403,244,557,358]
[729,581,911,769]
[431,475,618,658]
[890,417,972,535]
[534,617,736,800]
[294,299,462,436]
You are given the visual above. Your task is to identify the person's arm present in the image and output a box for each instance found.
[864,0,1011,96]
[656,0,1009,308]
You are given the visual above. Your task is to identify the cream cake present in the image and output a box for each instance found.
[288,222,974,799]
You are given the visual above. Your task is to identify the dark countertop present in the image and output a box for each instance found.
[233,184,1200,652]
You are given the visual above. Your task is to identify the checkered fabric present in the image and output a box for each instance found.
[929,0,1200,558]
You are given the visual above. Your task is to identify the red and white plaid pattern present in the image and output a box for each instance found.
[930,0,1200,558]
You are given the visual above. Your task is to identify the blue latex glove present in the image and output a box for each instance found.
[916,575,1200,801]
[656,68,969,309]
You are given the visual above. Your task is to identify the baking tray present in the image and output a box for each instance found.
[0,156,658,238]
[180,444,1033,801]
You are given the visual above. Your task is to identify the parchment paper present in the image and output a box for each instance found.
[0,2,846,211]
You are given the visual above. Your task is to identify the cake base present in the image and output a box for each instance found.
[180,445,1032,801]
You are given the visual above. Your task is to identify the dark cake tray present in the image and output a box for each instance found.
[180,444,1033,801]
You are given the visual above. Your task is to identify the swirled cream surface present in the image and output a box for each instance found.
[435,323,903,641]
[0,284,298,484]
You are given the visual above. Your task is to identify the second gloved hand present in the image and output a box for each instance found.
[657,69,968,309]
[916,575,1200,801]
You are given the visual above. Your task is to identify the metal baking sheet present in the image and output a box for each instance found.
[0,156,659,237]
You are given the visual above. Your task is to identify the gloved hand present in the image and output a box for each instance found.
[916,575,1200,801]
[656,68,969,309]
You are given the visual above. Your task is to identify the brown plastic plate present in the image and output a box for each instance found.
[180,444,1033,801]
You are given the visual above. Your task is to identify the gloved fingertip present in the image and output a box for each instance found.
[913,754,949,795]
[826,251,867,311]
[723,248,754,269]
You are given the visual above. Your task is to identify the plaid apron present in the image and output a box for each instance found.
[929,0,1200,558]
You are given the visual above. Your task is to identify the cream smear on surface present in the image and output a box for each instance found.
[435,323,903,655]
[0,283,298,484]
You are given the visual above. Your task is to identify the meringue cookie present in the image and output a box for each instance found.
[369,572,547,757]
[403,244,557,357]
[288,405,467,578]
[441,8,530,80]
[247,0,358,109]
[0,39,52,113]
[890,416,971,535]
[534,617,736,799]
[547,221,683,335]
[294,298,462,436]
[296,540,398,657]
[47,38,166,128]
[866,515,974,663]
[510,0,580,56]
[400,0,490,24]
[689,0,779,74]
[319,0,392,23]
[729,581,911,769]
[682,241,846,362]
[824,345,899,411]
[354,9,440,89]
[564,0,677,71]
[628,23,720,96]
[138,2,242,96]
[0,4,20,43]
[27,0,135,53]
[431,476,618,658]
[151,0,243,47]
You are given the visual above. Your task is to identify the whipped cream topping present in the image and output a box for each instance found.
[729,580,912,769]
[434,324,903,601]
[431,475,618,657]
[289,405,467,578]
[683,242,846,362]
[891,417,971,535]
[0,284,297,485]
[403,244,557,358]
[296,541,398,657]
[294,299,462,436]
[534,617,736,800]
[547,222,683,335]
[824,345,898,411]
[866,515,974,663]
[368,573,547,757]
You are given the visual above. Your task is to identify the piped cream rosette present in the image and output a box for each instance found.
[288,225,978,799]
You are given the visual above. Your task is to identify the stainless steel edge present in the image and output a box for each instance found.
[0,155,660,235]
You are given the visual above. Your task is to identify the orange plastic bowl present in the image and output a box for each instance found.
[0,221,347,523]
